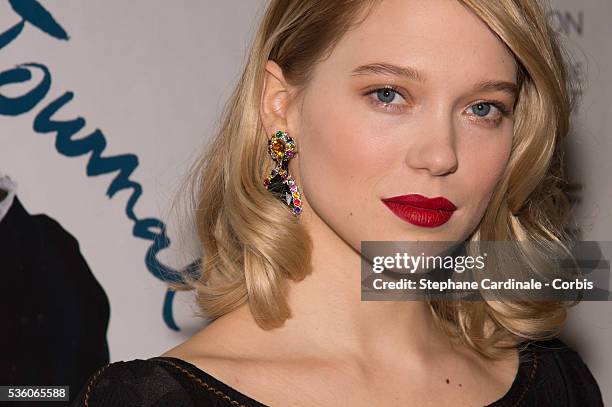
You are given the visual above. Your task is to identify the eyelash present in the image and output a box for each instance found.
[364,85,512,124]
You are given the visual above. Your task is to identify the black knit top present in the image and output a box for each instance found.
[70,338,603,406]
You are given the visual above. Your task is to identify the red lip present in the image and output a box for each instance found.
[381,194,457,227]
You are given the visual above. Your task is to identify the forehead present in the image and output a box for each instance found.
[320,0,517,85]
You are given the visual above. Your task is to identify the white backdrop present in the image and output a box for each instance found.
[0,0,610,403]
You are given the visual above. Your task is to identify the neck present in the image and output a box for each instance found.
[225,204,454,367]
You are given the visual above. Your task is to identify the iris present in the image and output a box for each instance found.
[471,102,491,116]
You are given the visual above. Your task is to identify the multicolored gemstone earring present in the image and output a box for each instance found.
[263,130,303,216]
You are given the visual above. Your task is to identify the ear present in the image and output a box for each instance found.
[260,60,295,138]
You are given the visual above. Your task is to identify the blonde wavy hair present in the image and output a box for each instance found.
[169,0,581,359]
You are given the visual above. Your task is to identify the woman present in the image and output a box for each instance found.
[72,0,604,405]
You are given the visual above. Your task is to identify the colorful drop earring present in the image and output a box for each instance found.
[263,130,303,216]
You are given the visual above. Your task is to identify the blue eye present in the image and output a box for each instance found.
[375,88,402,104]
[471,103,491,117]
[465,101,513,127]
[365,86,408,113]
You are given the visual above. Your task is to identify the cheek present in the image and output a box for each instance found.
[463,136,512,215]
[295,95,388,214]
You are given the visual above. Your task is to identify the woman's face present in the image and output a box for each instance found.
[287,0,517,248]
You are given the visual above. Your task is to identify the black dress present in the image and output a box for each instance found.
[69,338,604,407]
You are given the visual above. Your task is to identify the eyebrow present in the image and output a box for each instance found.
[350,62,518,99]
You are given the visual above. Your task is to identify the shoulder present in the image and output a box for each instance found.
[70,359,197,407]
[521,337,604,406]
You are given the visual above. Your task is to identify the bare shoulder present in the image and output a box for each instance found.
[160,307,263,360]
[160,320,243,372]
[446,336,520,384]
[158,311,287,389]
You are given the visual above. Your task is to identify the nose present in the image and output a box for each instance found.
[404,114,459,176]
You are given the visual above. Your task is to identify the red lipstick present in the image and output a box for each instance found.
[381,194,457,227]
